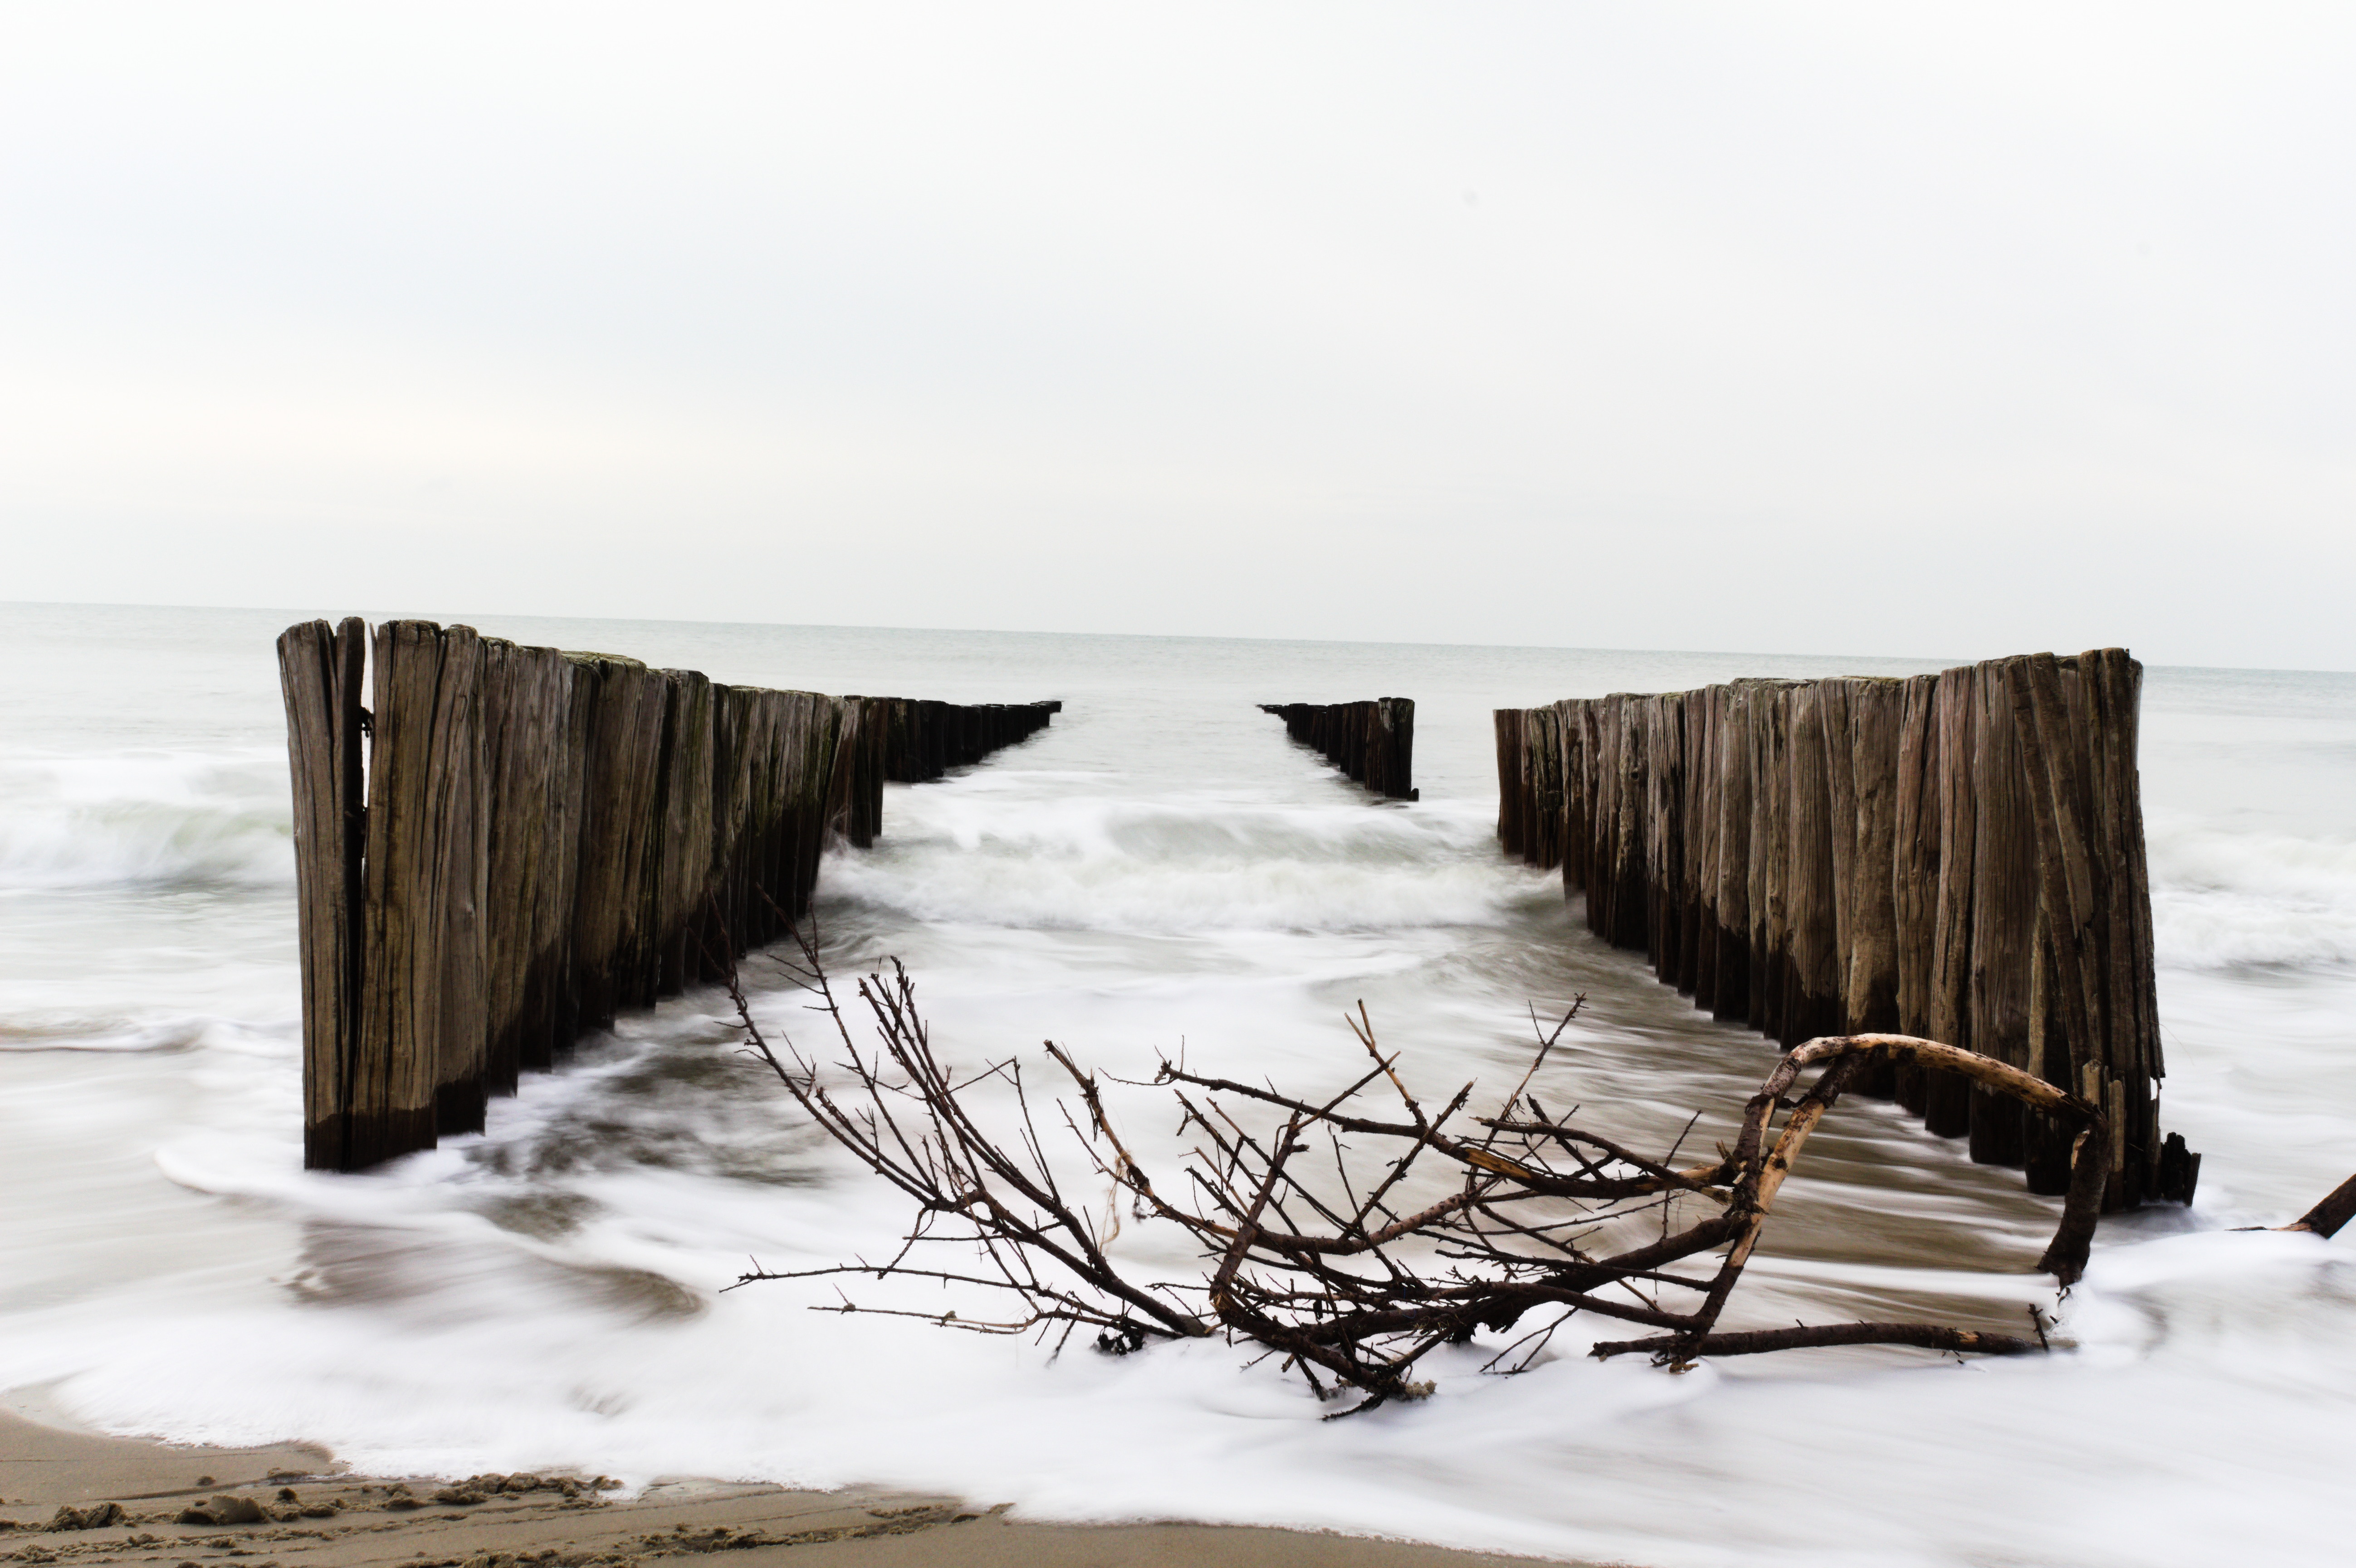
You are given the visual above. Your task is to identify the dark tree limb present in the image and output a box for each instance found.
[1590,1322,2049,1363]
[2282,1172,2356,1240]
[723,930,2130,1402]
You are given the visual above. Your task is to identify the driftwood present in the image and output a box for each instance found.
[726,933,2110,1411]
[2281,1173,2356,1240]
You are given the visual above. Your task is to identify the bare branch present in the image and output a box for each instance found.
[724,929,2112,1402]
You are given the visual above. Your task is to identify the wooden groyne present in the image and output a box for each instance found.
[1260,699,1417,800]
[278,617,1056,1172]
[1496,649,2199,1211]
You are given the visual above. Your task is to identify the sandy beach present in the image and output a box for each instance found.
[0,1413,1573,1568]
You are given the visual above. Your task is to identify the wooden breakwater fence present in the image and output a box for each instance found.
[278,617,1058,1173]
[1497,648,2199,1211]
[1260,699,1418,800]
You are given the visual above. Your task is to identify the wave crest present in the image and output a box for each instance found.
[0,752,291,890]
[824,794,1543,933]
[2149,816,2356,970]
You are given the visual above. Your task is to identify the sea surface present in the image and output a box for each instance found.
[4,601,2354,1568]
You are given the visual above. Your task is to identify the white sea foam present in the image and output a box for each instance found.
[6,1040,2348,1568]
[827,789,1541,933]
[2147,810,2356,970]
[0,1014,213,1053]
[6,609,2356,1568]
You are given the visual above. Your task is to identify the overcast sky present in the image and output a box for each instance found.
[5,3,2352,668]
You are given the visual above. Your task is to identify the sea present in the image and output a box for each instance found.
[4,601,2354,1568]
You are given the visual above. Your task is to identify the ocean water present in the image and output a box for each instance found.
[4,601,2354,1568]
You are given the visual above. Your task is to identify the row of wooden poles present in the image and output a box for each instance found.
[278,617,1057,1173]
[1259,699,1418,800]
[1496,648,2198,1211]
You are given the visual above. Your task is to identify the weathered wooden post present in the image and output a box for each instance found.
[279,618,1061,1172]
[1262,699,1417,800]
[1493,708,1527,857]
[480,639,570,1094]
[278,618,367,1171]
[1494,648,2198,1211]
[359,623,473,1152]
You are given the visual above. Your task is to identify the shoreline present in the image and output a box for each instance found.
[0,1412,1590,1568]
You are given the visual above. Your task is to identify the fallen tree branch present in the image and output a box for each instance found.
[720,929,2113,1407]
[2281,1172,2356,1239]
[1589,1322,2050,1363]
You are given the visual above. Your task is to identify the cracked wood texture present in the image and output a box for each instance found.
[278,619,1058,1171]
[1493,649,2200,1212]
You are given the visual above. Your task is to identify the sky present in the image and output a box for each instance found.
[4,2,2353,668]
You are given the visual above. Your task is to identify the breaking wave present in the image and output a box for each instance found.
[2147,812,2356,971]
[823,792,1545,932]
[0,752,291,890]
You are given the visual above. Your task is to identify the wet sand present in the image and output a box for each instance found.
[0,1413,1590,1568]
